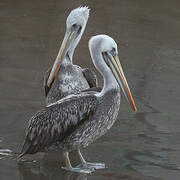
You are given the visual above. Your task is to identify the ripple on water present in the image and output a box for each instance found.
[0,148,13,156]
[125,149,180,177]
[0,137,3,143]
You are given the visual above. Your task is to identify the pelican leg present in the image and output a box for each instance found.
[62,151,94,174]
[77,150,105,170]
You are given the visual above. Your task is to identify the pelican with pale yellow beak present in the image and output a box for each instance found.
[19,35,137,174]
[44,6,98,105]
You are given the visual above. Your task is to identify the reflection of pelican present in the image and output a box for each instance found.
[19,35,137,173]
[18,162,87,180]
[44,7,97,105]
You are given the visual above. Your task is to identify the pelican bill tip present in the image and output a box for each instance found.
[134,107,138,114]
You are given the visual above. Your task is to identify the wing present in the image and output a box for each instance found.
[43,67,54,97]
[82,68,98,88]
[19,93,98,157]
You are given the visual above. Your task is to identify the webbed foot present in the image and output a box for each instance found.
[77,162,105,170]
[62,166,95,174]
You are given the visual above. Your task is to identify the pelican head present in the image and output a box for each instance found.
[65,6,90,57]
[89,34,137,112]
[47,6,90,87]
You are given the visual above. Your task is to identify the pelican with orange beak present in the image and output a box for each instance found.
[44,7,98,105]
[20,35,137,173]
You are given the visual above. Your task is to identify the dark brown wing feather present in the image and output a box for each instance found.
[82,68,98,88]
[19,93,98,157]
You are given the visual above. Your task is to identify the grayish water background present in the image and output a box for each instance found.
[0,0,180,179]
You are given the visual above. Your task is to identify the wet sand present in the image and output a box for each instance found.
[0,0,180,179]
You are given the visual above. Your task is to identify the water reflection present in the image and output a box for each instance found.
[0,148,13,156]
[18,163,88,180]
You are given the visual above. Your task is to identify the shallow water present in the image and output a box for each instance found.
[0,0,180,179]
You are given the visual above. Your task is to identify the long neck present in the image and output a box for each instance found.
[61,54,71,66]
[56,35,81,65]
[54,51,71,67]
[91,49,119,96]
[101,69,119,95]
[55,27,85,67]
[67,26,87,63]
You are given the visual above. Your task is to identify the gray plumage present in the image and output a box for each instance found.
[44,63,98,105]
[20,89,120,157]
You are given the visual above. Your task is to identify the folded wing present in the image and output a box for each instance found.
[19,93,98,157]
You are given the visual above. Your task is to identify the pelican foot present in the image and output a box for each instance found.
[62,166,95,174]
[77,162,105,170]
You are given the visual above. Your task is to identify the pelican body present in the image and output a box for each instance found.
[20,35,137,173]
[44,7,97,105]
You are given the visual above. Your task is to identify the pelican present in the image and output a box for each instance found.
[19,35,137,174]
[44,6,98,105]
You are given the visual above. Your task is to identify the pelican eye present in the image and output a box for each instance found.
[110,48,117,57]
[102,52,110,67]
[72,24,82,33]
[72,23,77,28]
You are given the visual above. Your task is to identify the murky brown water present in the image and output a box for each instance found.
[0,0,180,179]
